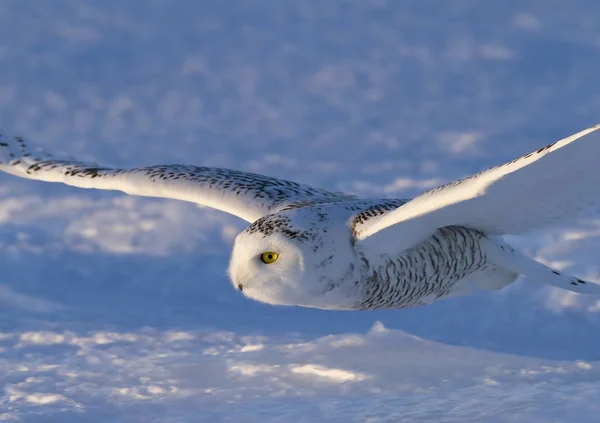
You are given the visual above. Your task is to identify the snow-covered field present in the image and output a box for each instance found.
[1,1,600,421]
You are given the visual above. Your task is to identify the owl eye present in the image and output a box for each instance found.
[260,252,279,264]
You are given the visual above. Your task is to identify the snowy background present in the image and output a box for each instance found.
[1,1,600,421]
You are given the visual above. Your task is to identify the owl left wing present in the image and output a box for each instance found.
[352,123,600,248]
[0,133,352,223]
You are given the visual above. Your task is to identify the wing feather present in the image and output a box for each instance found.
[0,134,351,222]
[353,123,600,248]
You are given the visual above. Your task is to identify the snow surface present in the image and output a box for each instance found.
[1,1,600,421]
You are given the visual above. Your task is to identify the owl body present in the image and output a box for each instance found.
[230,201,508,310]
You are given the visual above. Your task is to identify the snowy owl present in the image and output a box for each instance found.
[1,124,600,310]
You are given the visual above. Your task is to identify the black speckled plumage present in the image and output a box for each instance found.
[356,226,488,309]
[2,124,600,310]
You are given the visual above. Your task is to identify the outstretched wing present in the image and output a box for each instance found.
[0,134,352,222]
[353,123,600,249]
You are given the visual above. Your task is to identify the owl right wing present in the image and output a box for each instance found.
[352,123,600,248]
[0,133,353,223]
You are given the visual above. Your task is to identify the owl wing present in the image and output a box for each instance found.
[0,134,352,223]
[352,123,600,248]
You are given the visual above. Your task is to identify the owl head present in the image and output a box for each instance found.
[227,206,358,309]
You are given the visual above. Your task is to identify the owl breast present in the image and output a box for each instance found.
[355,226,489,309]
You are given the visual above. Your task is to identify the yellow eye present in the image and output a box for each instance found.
[260,252,279,264]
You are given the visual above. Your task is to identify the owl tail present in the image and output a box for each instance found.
[476,237,600,294]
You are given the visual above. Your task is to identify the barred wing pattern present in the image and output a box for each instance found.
[0,134,352,222]
[352,124,600,249]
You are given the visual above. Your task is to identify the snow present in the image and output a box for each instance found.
[1,0,600,421]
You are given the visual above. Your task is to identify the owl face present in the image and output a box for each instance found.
[228,229,310,306]
[227,209,358,309]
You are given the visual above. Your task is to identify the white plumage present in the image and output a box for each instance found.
[1,124,600,310]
